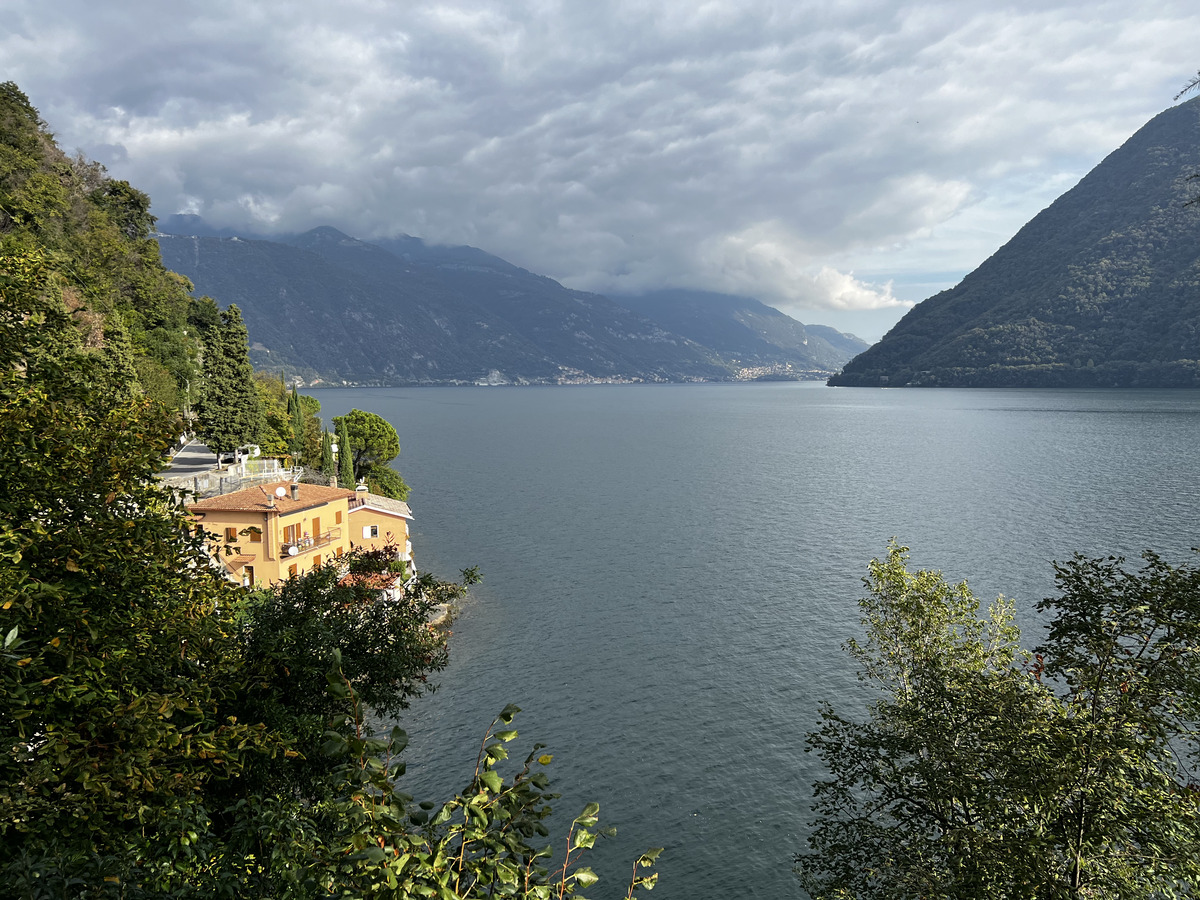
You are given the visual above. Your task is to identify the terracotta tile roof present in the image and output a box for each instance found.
[339,571,404,591]
[221,553,255,574]
[189,481,356,514]
[349,491,413,519]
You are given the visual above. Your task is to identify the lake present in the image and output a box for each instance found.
[310,383,1200,899]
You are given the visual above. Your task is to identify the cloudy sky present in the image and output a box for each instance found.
[4,1,1198,338]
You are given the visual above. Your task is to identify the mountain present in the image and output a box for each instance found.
[157,227,733,383]
[830,96,1200,387]
[615,289,868,375]
[156,226,864,384]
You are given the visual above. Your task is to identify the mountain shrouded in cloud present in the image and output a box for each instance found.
[155,222,867,383]
[830,96,1200,387]
[5,0,1199,339]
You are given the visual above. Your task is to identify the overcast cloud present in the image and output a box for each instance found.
[4,0,1197,338]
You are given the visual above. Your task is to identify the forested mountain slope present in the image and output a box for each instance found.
[157,225,867,384]
[0,82,210,412]
[157,227,731,384]
[616,289,868,373]
[831,96,1200,387]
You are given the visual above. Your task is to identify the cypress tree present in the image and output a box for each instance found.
[288,387,305,460]
[337,417,354,487]
[195,304,264,462]
[320,429,335,481]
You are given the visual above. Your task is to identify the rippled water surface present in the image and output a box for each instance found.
[311,383,1200,899]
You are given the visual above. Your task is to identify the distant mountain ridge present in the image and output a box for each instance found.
[831,97,1200,387]
[155,223,866,384]
[615,289,867,374]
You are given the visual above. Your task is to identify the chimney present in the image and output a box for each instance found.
[290,483,300,502]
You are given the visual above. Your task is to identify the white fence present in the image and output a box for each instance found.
[161,459,301,499]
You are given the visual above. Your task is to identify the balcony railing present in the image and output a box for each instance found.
[280,527,342,557]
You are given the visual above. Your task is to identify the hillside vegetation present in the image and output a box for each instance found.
[0,82,212,412]
[831,96,1200,387]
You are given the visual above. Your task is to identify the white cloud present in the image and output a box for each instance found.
[3,0,1198,335]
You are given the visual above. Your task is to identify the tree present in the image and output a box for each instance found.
[320,427,335,481]
[0,361,272,891]
[365,464,411,501]
[287,386,304,459]
[1176,70,1200,100]
[223,549,455,804]
[333,408,410,499]
[799,543,1200,900]
[252,369,292,457]
[337,415,354,488]
[1034,551,1200,896]
[194,304,264,461]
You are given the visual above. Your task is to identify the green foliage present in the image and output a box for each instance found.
[334,408,402,480]
[287,387,304,458]
[365,464,411,501]
[320,428,335,479]
[0,365,272,889]
[0,81,205,410]
[88,179,155,241]
[799,542,1200,900]
[253,369,293,457]
[0,246,81,378]
[225,552,454,803]
[337,415,354,487]
[301,699,662,900]
[194,303,265,458]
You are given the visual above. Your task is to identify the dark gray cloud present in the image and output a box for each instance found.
[5,0,1197,338]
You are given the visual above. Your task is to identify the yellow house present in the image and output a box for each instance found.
[347,486,415,571]
[189,481,356,586]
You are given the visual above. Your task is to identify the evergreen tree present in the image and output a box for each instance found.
[337,416,354,487]
[194,304,264,462]
[287,386,304,460]
[320,428,335,481]
[333,408,410,500]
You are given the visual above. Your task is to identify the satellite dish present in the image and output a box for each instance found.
[275,487,287,498]
[288,545,299,556]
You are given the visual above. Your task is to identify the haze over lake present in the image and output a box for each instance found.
[312,383,1200,899]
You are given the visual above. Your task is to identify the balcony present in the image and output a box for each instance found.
[280,527,341,557]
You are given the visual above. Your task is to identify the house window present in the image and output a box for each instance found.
[225,527,237,543]
[363,525,378,539]
[312,516,322,538]
[249,528,262,543]
[244,566,254,586]
[335,547,344,558]
[283,523,300,545]
[288,563,298,577]
[335,510,343,524]
[313,554,321,568]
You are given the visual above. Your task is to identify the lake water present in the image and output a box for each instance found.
[310,383,1200,899]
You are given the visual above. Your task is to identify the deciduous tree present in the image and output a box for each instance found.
[799,542,1200,900]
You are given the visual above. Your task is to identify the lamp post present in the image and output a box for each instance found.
[330,441,339,488]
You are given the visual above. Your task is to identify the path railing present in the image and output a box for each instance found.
[161,461,301,499]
